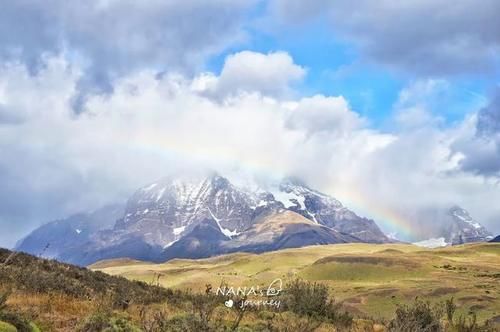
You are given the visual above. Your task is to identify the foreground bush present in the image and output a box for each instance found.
[0,289,36,332]
[279,279,352,331]
[388,298,496,332]
[77,311,140,332]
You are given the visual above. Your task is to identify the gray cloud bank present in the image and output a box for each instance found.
[0,1,499,247]
[0,0,255,110]
[270,0,500,76]
[0,55,499,248]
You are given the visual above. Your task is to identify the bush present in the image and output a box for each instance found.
[0,321,17,332]
[452,312,496,332]
[76,312,140,332]
[388,298,442,332]
[0,312,33,332]
[0,290,34,332]
[0,248,175,307]
[279,279,352,330]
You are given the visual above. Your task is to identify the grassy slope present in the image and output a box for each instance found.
[0,248,173,331]
[93,243,500,322]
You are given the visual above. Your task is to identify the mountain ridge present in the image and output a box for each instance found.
[16,173,493,266]
[16,174,389,265]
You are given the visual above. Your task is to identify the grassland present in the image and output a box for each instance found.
[93,243,500,323]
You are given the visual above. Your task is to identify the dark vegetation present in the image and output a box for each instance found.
[388,297,496,332]
[0,248,172,305]
[0,248,498,331]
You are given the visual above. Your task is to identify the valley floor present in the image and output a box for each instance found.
[93,243,500,323]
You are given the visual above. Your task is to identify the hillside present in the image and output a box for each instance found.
[94,242,500,324]
[1,245,499,331]
[0,248,173,331]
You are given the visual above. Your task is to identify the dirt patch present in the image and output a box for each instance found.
[489,316,500,324]
[313,255,420,268]
[458,295,496,304]
[427,287,459,296]
[342,303,366,316]
[343,297,363,304]
[377,249,404,254]
[469,304,487,311]
[369,288,399,296]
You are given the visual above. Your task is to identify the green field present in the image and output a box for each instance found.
[92,243,500,322]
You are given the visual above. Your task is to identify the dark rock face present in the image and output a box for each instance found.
[162,218,230,261]
[489,235,500,243]
[17,174,390,265]
[16,204,123,259]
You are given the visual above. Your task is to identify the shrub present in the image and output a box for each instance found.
[280,279,352,330]
[0,321,17,332]
[0,289,33,332]
[0,311,33,332]
[452,313,496,332]
[76,311,140,332]
[139,307,170,332]
[388,298,442,332]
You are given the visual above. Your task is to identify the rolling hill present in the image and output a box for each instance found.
[93,242,500,324]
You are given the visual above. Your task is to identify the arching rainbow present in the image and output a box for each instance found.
[110,133,418,241]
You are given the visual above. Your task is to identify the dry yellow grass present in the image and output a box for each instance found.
[94,242,500,322]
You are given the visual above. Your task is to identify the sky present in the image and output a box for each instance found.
[0,0,499,247]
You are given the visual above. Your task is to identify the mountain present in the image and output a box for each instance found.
[490,235,500,243]
[276,179,387,242]
[162,210,361,261]
[443,206,493,245]
[414,206,493,247]
[16,204,124,259]
[16,173,390,265]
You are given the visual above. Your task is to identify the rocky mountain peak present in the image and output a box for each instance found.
[17,173,391,265]
[444,205,492,245]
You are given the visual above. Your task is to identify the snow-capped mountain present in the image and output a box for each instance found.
[113,174,269,245]
[16,204,124,258]
[443,206,493,245]
[414,206,493,247]
[16,173,390,265]
[276,179,387,242]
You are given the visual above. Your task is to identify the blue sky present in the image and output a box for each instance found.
[204,8,497,129]
[0,0,499,246]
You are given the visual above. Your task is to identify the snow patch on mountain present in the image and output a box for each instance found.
[271,189,305,209]
[173,226,186,236]
[208,207,240,238]
[451,208,482,229]
[413,237,447,248]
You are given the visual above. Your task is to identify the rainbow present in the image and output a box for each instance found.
[112,133,419,241]
[331,188,418,241]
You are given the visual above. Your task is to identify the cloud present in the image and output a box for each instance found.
[0,52,360,247]
[1,53,500,248]
[392,80,449,129]
[193,51,306,99]
[270,0,500,76]
[453,89,500,177]
[0,0,255,111]
[285,95,364,135]
[477,89,500,137]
